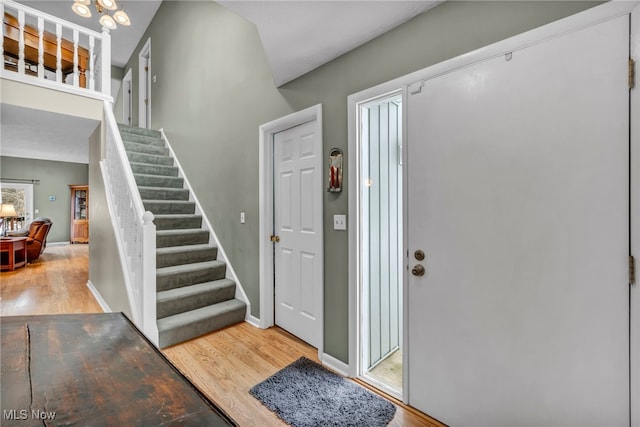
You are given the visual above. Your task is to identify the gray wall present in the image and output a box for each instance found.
[0,156,88,243]
[120,0,599,363]
[88,124,132,318]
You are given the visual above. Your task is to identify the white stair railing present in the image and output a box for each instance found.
[1,0,111,99]
[100,101,158,344]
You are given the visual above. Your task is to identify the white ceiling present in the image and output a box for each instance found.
[2,0,441,163]
[219,0,441,86]
[1,105,100,164]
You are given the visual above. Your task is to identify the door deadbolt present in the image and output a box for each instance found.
[414,250,425,261]
[412,264,425,277]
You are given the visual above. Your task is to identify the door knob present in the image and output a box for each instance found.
[412,264,425,277]
[414,250,425,261]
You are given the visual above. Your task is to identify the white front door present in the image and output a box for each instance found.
[406,15,629,426]
[273,121,323,348]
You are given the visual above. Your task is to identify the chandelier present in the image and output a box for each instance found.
[71,0,131,30]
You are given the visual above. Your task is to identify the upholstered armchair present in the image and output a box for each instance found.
[7,218,52,262]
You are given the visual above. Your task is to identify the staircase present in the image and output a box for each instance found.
[118,124,246,348]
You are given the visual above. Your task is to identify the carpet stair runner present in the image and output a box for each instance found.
[118,124,246,348]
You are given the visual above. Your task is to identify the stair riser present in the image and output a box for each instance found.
[157,265,226,291]
[127,152,174,166]
[121,134,165,146]
[157,232,210,248]
[135,175,184,189]
[125,141,169,157]
[157,284,236,318]
[158,304,246,348]
[131,163,179,177]
[118,125,161,138]
[139,188,190,201]
[143,201,196,215]
[157,247,217,268]
[155,217,202,231]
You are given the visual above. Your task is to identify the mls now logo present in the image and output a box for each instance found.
[3,409,56,420]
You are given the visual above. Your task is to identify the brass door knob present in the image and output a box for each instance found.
[414,250,425,261]
[412,264,425,277]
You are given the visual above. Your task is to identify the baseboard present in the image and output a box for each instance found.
[86,280,112,313]
[48,241,70,247]
[322,353,350,377]
[245,314,261,328]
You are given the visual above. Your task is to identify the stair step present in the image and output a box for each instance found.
[157,299,246,348]
[154,214,202,231]
[124,141,169,156]
[131,162,179,177]
[157,260,226,291]
[120,133,165,146]
[135,173,184,189]
[139,186,190,202]
[156,279,236,318]
[118,124,161,138]
[143,200,196,215]
[157,229,210,248]
[157,244,217,268]
[127,151,174,167]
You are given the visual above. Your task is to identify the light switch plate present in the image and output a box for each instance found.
[333,214,347,230]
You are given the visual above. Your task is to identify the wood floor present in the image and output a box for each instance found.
[0,244,444,427]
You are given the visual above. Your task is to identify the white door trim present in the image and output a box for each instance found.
[348,0,638,414]
[259,104,324,358]
[138,38,151,129]
[631,4,640,426]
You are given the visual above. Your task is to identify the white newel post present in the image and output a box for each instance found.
[141,211,158,343]
[101,27,111,97]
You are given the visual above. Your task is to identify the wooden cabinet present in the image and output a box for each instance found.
[70,185,89,243]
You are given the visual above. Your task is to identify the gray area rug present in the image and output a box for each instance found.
[249,357,396,427]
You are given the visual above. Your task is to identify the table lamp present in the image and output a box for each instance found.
[0,204,18,237]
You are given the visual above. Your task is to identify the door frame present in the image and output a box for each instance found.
[258,104,324,358]
[122,68,132,126]
[348,0,639,415]
[138,38,151,129]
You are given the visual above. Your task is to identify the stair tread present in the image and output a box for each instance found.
[157,244,215,254]
[154,214,201,219]
[157,299,246,328]
[157,260,224,275]
[134,172,182,179]
[157,279,235,301]
[130,161,176,169]
[138,185,188,192]
[156,228,205,235]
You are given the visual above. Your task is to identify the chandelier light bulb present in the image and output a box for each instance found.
[99,13,117,30]
[97,0,118,11]
[72,2,92,17]
[113,10,131,26]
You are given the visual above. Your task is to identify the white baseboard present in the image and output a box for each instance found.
[86,280,112,313]
[245,314,261,328]
[48,241,70,247]
[322,353,350,377]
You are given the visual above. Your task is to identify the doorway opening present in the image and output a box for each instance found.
[122,68,133,126]
[359,92,403,397]
[138,38,151,129]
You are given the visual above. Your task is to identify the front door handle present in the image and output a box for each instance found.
[412,264,425,277]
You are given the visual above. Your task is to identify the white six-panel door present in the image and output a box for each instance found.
[274,121,323,348]
[406,15,629,426]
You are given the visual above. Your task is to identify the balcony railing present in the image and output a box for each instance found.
[1,0,111,99]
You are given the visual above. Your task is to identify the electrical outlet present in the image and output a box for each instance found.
[333,214,347,230]
[240,212,245,224]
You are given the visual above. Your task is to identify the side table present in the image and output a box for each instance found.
[0,237,28,271]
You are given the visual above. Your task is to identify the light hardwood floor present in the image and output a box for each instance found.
[0,244,444,427]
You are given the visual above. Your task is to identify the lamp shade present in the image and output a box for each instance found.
[0,204,18,218]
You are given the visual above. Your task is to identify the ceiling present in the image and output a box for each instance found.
[2,0,441,164]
